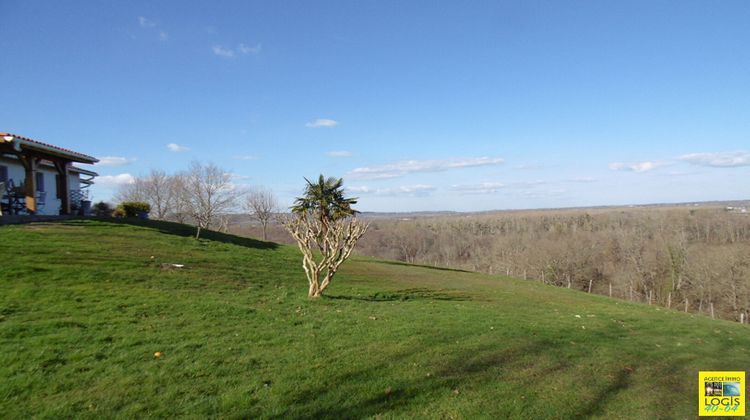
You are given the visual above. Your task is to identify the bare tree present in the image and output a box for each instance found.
[244,187,279,240]
[114,170,177,220]
[114,177,148,204]
[179,161,238,239]
[142,169,176,219]
[168,174,190,224]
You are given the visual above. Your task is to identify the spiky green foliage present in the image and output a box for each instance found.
[291,175,358,221]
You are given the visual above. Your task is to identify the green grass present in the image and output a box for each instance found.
[0,219,748,418]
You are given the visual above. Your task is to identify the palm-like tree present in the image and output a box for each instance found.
[292,175,358,222]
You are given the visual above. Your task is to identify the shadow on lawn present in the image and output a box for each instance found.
[269,337,568,419]
[374,259,472,273]
[266,322,674,419]
[326,288,472,302]
[58,218,278,250]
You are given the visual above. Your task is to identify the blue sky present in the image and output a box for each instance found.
[1,0,749,212]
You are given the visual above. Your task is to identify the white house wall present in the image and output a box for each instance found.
[1,156,84,216]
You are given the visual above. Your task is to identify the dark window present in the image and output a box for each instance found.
[36,172,45,192]
[0,165,7,183]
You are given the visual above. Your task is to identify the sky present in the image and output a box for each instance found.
[1,0,749,212]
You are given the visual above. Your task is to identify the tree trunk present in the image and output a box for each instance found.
[684,298,689,313]
[587,278,593,293]
[195,225,202,239]
[262,222,268,241]
[308,274,321,298]
[710,302,715,319]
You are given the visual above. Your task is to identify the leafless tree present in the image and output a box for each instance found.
[114,169,177,220]
[179,161,238,239]
[114,177,148,204]
[244,187,279,240]
[142,169,176,219]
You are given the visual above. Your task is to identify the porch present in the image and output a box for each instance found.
[0,133,98,216]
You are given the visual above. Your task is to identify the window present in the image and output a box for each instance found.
[36,172,45,192]
[0,165,7,183]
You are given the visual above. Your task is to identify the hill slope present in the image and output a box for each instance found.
[0,219,747,418]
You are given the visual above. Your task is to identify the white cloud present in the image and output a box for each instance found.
[238,43,262,54]
[212,43,261,58]
[349,157,505,180]
[450,182,506,194]
[233,154,258,161]
[678,151,750,168]
[158,31,168,42]
[96,156,136,167]
[212,45,235,58]
[96,173,135,186]
[166,143,190,152]
[228,173,252,181]
[138,16,156,28]
[608,161,665,173]
[348,185,435,196]
[305,118,339,128]
[326,150,352,158]
[566,177,597,183]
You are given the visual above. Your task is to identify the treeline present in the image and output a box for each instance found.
[351,207,750,323]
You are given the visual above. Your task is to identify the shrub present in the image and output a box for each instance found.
[92,201,113,217]
[119,201,151,218]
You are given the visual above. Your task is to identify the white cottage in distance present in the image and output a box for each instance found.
[0,132,98,216]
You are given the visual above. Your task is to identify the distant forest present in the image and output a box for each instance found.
[234,205,750,323]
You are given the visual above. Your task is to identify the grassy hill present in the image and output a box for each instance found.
[0,219,748,418]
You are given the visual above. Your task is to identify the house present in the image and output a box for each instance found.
[0,132,99,216]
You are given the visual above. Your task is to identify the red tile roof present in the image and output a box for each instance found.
[1,132,98,164]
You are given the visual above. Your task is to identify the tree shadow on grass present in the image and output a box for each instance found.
[269,338,562,420]
[56,218,278,250]
[265,321,673,419]
[373,259,472,273]
[326,288,472,302]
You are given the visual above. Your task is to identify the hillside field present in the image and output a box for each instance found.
[0,219,748,418]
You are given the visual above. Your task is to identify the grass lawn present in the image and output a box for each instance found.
[0,219,748,418]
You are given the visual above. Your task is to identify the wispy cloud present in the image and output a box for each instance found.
[449,182,506,194]
[167,143,190,152]
[138,16,156,28]
[212,45,235,58]
[137,16,167,41]
[96,173,135,186]
[326,150,352,158]
[608,161,666,173]
[678,151,750,168]
[306,118,339,128]
[448,180,546,195]
[349,157,505,180]
[96,156,137,167]
[566,176,597,183]
[348,185,435,196]
[212,43,261,58]
[238,43,262,54]
[233,154,258,161]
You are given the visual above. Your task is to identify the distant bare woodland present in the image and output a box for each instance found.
[233,205,750,323]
